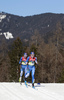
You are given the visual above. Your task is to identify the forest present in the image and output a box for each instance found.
[0,20,64,83]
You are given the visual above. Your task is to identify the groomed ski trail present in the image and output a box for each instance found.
[0,83,64,100]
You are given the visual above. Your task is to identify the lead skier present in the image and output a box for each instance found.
[25,52,38,88]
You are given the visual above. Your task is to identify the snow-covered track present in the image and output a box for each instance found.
[0,83,64,100]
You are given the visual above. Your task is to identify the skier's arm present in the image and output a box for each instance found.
[26,57,30,64]
[19,57,22,64]
[35,57,38,65]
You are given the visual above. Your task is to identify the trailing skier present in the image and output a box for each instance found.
[19,53,27,84]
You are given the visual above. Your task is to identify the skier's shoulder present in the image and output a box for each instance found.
[33,56,37,59]
[22,56,24,58]
[27,56,30,59]
[22,56,27,60]
[26,56,30,60]
[34,57,37,60]
[21,56,25,60]
[20,57,22,59]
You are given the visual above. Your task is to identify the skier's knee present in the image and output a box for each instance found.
[25,73,29,78]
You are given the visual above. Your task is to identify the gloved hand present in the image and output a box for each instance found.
[36,62,38,65]
[25,62,28,65]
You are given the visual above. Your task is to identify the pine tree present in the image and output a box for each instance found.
[30,44,37,56]
[8,37,23,82]
[59,69,64,83]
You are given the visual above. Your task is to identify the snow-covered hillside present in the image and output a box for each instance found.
[0,32,14,39]
[0,14,6,22]
[0,83,64,100]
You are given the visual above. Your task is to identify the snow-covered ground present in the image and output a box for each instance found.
[0,83,64,100]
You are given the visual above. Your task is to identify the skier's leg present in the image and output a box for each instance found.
[19,68,23,82]
[24,66,27,78]
[24,66,30,87]
[20,68,23,77]
[32,66,35,88]
[25,65,30,79]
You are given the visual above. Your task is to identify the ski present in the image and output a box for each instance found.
[25,81,28,88]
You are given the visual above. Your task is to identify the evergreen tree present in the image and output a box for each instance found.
[30,44,37,56]
[9,37,23,82]
[58,69,64,83]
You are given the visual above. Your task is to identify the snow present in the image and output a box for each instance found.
[3,32,14,39]
[48,25,49,27]
[0,15,6,22]
[0,83,64,100]
[0,32,14,39]
[0,33,2,35]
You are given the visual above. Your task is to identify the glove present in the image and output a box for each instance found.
[36,62,38,65]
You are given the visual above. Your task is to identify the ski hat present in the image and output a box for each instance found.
[24,53,27,56]
[31,52,34,54]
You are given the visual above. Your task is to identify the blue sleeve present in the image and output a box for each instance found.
[19,57,22,64]
[26,57,30,62]
[35,57,37,63]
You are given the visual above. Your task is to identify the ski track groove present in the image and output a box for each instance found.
[28,83,64,100]
[2,83,42,100]
[29,84,58,100]
[2,83,26,100]
[37,86,63,100]
[26,84,57,100]
[0,84,12,100]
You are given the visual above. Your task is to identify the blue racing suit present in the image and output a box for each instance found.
[25,56,37,83]
[19,56,27,77]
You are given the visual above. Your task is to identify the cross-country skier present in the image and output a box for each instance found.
[19,53,27,83]
[25,52,38,88]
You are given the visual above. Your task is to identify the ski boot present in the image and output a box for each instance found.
[19,77,22,84]
[32,83,35,89]
[24,78,28,88]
